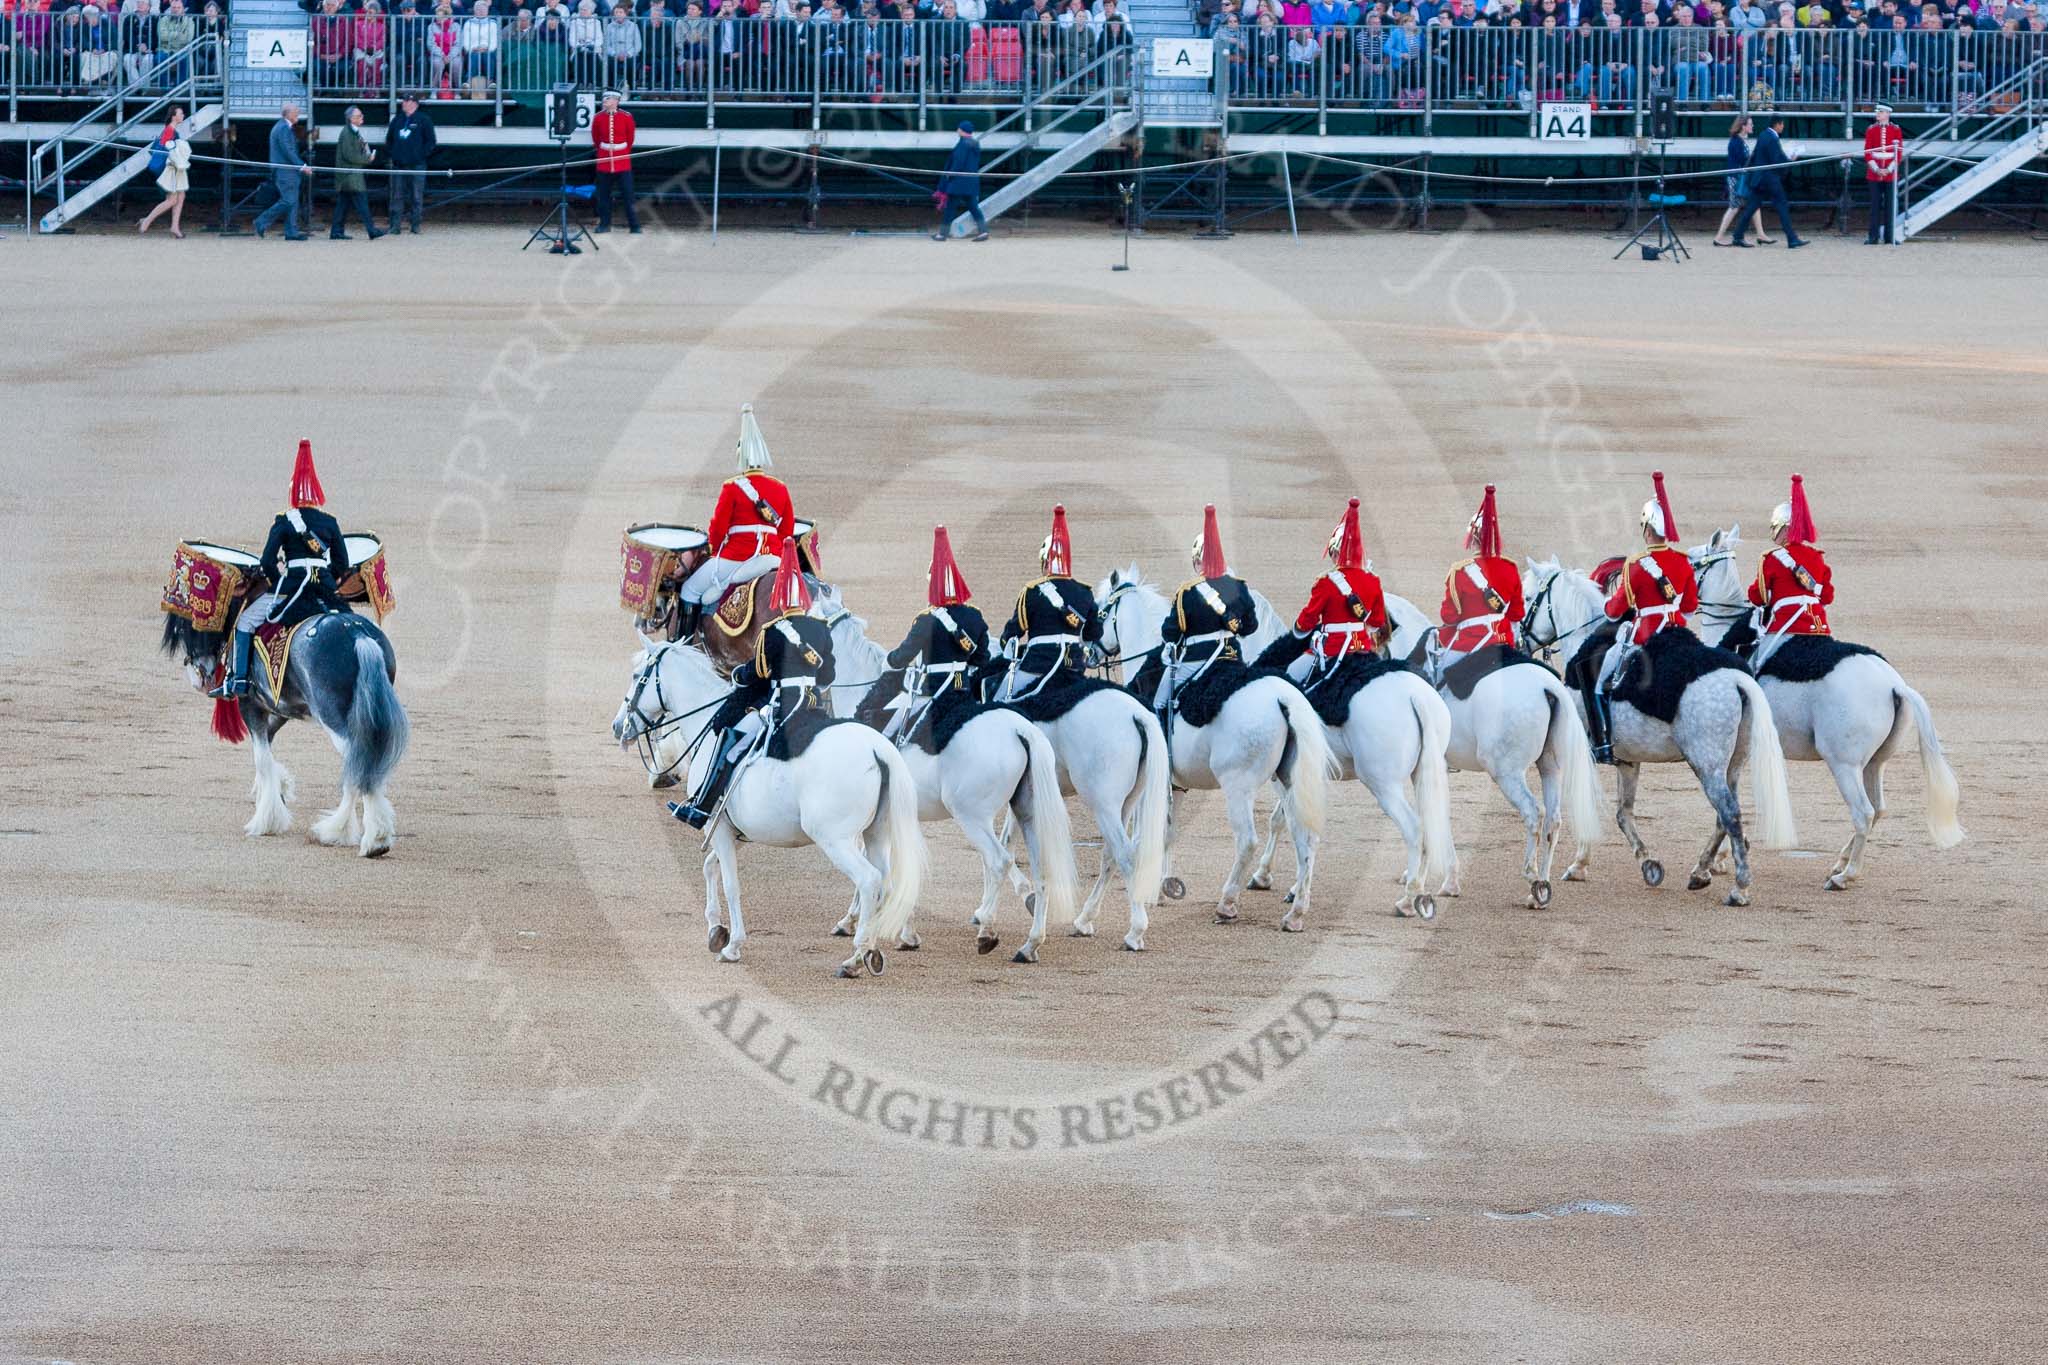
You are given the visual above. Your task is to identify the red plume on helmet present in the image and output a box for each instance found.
[1331,498,1365,571]
[1199,504,1227,579]
[1650,469,1679,542]
[766,538,811,616]
[1044,504,1073,577]
[1464,483,1502,558]
[927,525,971,607]
[289,438,325,508]
[1786,473,1817,544]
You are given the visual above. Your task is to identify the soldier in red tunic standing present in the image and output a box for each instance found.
[678,404,796,637]
[1587,470,1699,761]
[1747,473,1834,666]
[1863,102,1904,246]
[1432,483,1525,681]
[1268,498,1388,687]
[591,89,640,234]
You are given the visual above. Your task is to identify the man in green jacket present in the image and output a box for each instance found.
[329,105,386,240]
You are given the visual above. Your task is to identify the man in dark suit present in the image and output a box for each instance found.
[1730,114,1808,248]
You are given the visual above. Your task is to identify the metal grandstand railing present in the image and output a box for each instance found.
[26,33,224,225]
[1895,56,2048,240]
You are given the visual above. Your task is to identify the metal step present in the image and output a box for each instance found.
[38,103,225,233]
[947,109,1140,235]
[1897,122,2048,242]
[228,0,311,117]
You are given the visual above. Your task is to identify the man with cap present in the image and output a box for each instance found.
[881,526,990,740]
[212,440,354,699]
[1267,498,1389,688]
[678,404,795,638]
[1746,473,1834,666]
[1432,483,1525,680]
[385,90,437,234]
[1862,102,1904,244]
[591,88,640,234]
[1156,506,1260,713]
[995,505,1102,700]
[1584,470,1699,761]
[670,541,835,828]
[933,120,990,241]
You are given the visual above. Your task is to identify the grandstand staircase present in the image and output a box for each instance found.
[228,0,313,119]
[1123,0,1218,128]
[30,38,224,233]
[944,47,1141,235]
[1895,58,2047,243]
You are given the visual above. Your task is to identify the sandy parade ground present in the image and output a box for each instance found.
[3,223,2047,1364]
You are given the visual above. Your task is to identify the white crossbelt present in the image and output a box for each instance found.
[925,661,970,674]
[1456,611,1505,629]
[284,557,327,570]
[1024,633,1082,646]
[1321,622,1368,635]
[1637,604,1679,621]
[726,523,777,536]
[1181,629,1231,646]
[777,676,817,688]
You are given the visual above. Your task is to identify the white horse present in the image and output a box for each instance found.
[612,641,926,978]
[1522,558,1798,906]
[1095,570,1335,931]
[1686,525,1965,889]
[846,684,1082,965]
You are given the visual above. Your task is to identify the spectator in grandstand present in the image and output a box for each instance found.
[567,0,603,82]
[137,105,191,237]
[354,1,389,96]
[155,0,196,84]
[641,0,675,89]
[1729,112,1806,245]
[1284,20,1317,89]
[1339,8,1392,100]
[676,0,709,88]
[312,0,351,89]
[424,6,461,92]
[329,105,386,238]
[1668,3,1712,94]
[600,1,638,85]
[385,91,436,232]
[251,102,314,239]
[459,0,499,88]
[933,120,989,240]
[388,0,425,90]
[1594,10,1634,96]
[930,0,969,88]
[117,0,155,89]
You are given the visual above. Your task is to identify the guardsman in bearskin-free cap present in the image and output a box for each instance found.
[1433,483,1525,680]
[1156,505,1260,712]
[211,439,353,699]
[996,504,1102,700]
[677,404,796,640]
[1269,498,1389,687]
[1585,470,1700,762]
[671,540,834,829]
[1747,473,1834,666]
[882,526,990,739]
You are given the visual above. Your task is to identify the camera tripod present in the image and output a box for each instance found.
[524,136,595,256]
[1615,142,1690,263]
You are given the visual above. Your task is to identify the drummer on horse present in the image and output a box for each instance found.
[670,540,836,829]
[211,439,353,699]
[994,505,1102,700]
[675,404,795,640]
[1746,473,1834,666]
[1267,497,1389,688]
[881,526,990,740]
[1431,483,1524,682]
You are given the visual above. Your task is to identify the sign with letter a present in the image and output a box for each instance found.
[246,28,309,70]
[1151,37,1215,79]
[1537,101,1592,140]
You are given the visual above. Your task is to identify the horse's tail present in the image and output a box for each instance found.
[1277,687,1335,838]
[1732,672,1798,851]
[1013,721,1080,930]
[1408,683,1457,892]
[1896,684,1965,850]
[1545,678,1605,863]
[344,634,410,795]
[1128,708,1170,908]
[868,741,927,948]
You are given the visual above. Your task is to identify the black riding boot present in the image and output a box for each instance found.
[209,630,255,699]
[673,600,702,642]
[669,729,747,828]
[1586,688,1616,765]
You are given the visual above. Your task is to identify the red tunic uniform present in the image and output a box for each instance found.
[593,109,636,174]
[1863,123,1904,183]
[1604,546,1698,644]
[1436,555,1525,651]
[1746,543,1833,636]
[706,473,794,562]
[1295,567,1388,658]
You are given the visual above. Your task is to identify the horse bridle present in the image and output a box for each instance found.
[621,644,723,781]
[1686,547,1753,629]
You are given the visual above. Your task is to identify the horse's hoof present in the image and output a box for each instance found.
[1414,895,1437,921]
[1529,880,1552,909]
[1279,917,1304,934]
[1068,923,1095,938]
[1824,875,1848,892]
[1724,889,1751,908]
[718,945,742,963]
[1011,946,1039,964]
[1392,902,1410,918]
[1563,865,1588,883]
[650,773,679,790]
[896,936,920,952]
[1213,910,1238,925]
[1247,874,1272,892]
[361,843,391,859]
[708,924,730,954]
[1641,859,1665,888]
[1686,872,1712,892]
[976,934,1000,956]
[1161,877,1186,901]
[1120,936,1144,952]
[864,948,886,976]
[830,923,852,938]
[834,962,862,979]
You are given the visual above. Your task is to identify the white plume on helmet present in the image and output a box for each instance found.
[735,403,773,473]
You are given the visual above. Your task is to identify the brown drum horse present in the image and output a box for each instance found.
[647,535,825,678]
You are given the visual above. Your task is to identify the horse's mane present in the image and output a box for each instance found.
[160,611,223,666]
[1099,562,1162,601]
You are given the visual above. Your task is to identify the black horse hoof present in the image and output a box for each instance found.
[1642,859,1665,888]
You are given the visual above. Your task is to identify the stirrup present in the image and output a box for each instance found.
[668,800,714,829]
[208,677,249,700]
[1590,744,1615,766]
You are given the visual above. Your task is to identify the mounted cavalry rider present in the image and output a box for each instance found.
[211,439,352,700]
[1155,505,1259,713]
[677,404,796,638]
[996,504,1101,700]
[1432,482,1524,680]
[1746,472,1834,667]
[670,540,834,829]
[1268,497,1388,687]
[1585,470,1699,763]
[882,526,989,739]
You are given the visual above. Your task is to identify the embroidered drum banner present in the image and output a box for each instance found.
[337,534,395,620]
[620,524,707,614]
[162,541,259,634]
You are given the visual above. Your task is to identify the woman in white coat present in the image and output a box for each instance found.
[138,105,193,237]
